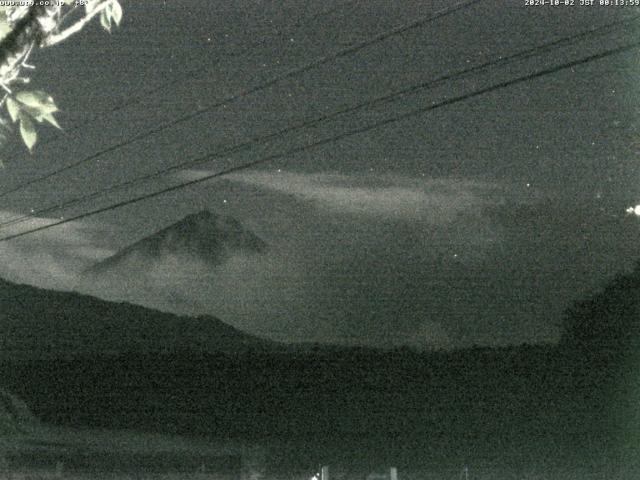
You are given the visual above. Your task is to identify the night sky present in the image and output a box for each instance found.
[0,0,639,349]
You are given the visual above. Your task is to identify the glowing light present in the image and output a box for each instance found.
[625,205,640,216]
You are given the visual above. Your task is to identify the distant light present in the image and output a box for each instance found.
[526,183,530,188]
[223,199,228,204]
[626,205,640,216]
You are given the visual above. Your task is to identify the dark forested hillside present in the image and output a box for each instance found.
[558,261,640,465]
[0,346,573,443]
[0,277,276,359]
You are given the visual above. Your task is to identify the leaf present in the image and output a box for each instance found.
[0,17,11,41]
[100,9,112,32]
[111,0,123,26]
[15,91,57,114]
[6,97,19,123]
[23,108,58,127]
[40,112,61,129]
[18,113,36,152]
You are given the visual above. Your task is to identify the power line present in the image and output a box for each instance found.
[0,17,635,230]
[15,0,363,155]
[0,39,636,243]
[0,0,484,199]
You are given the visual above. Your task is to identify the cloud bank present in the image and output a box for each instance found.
[0,171,587,350]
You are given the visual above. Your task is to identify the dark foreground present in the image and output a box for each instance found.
[0,342,638,480]
[2,263,640,479]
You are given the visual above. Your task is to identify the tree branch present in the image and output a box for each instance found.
[0,3,60,84]
[42,1,114,47]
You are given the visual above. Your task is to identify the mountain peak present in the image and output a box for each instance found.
[87,210,267,274]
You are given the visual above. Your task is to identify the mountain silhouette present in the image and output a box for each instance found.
[86,210,267,275]
[560,260,640,357]
[0,276,277,360]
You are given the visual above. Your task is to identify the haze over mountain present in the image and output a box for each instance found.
[86,210,267,275]
[0,276,276,360]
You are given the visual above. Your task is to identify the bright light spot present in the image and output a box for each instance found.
[453,254,458,258]
[625,205,640,216]
[223,199,228,204]
[526,183,530,188]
